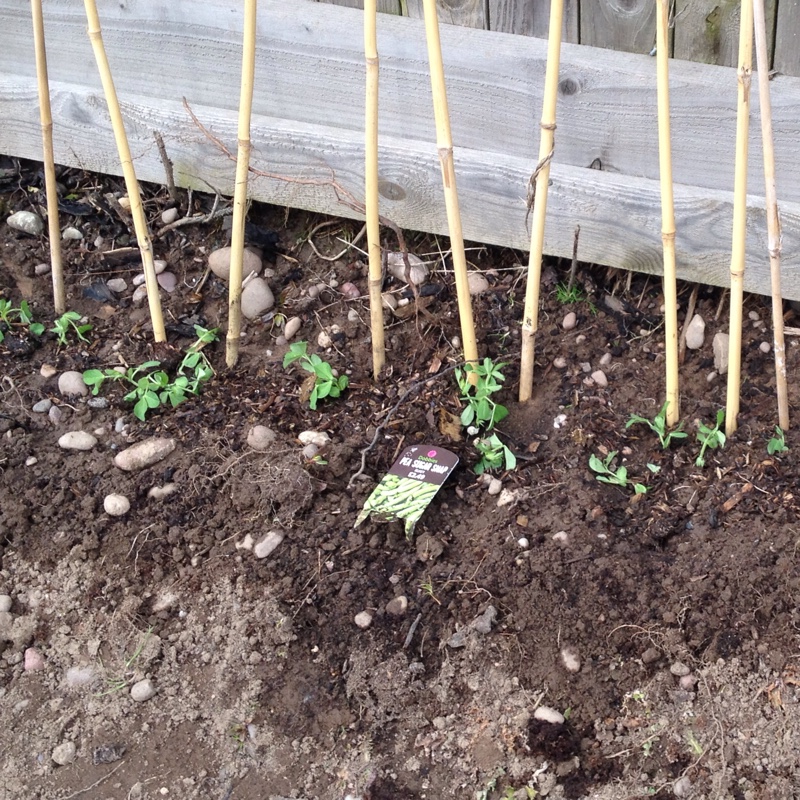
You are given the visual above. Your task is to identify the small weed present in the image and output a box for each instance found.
[555,282,585,305]
[767,426,789,455]
[696,410,726,467]
[283,340,348,411]
[456,357,509,430]
[626,401,688,449]
[0,298,45,341]
[473,433,517,475]
[83,325,217,420]
[589,451,647,494]
[685,730,704,756]
[418,577,441,605]
[96,626,153,696]
[51,310,92,346]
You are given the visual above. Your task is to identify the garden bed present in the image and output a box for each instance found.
[1,158,800,799]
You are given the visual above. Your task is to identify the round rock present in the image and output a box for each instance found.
[487,478,503,496]
[591,369,608,388]
[284,316,302,341]
[52,741,77,766]
[131,678,156,702]
[114,438,176,471]
[354,611,373,629]
[7,210,44,236]
[562,311,577,331]
[340,282,361,300]
[467,272,490,295]
[247,425,277,452]
[208,246,263,281]
[241,277,275,319]
[670,661,691,677]
[533,706,565,725]
[684,313,706,350]
[254,531,284,559]
[561,644,581,673]
[161,208,180,224]
[104,494,131,517]
[0,595,11,613]
[386,595,408,616]
[107,278,128,293]
[386,252,428,286]
[299,430,330,447]
[157,272,177,292]
[32,398,52,413]
[58,371,88,397]
[62,226,83,241]
[58,431,97,451]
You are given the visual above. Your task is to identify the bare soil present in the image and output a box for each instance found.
[2,158,800,800]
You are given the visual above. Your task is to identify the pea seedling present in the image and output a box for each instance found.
[695,410,726,467]
[626,401,687,449]
[473,433,516,475]
[51,310,93,347]
[589,451,647,494]
[283,340,348,411]
[767,426,789,455]
[0,298,45,341]
[456,357,509,430]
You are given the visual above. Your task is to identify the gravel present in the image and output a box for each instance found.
[561,645,581,673]
[32,399,52,413]
[534,706,565,725]
[161,208,180,224]
[562,311,577,331]
[385,596,408,616]
[247,425,277,451]
[685,313,706,349]
[284,316,301,340]
[58,431,98,451]
[467,272,489,295]
[354,611,373,629]
[157,272,178,292]
[591,369,608,388]
[386,252,428,285]
[670,661,691,677]
[713,332,730,374]
[51,741,77,765]
[487,477,502,496]
[254,531,284,559]
[299,431,330,447]
[130,678,156,702]
[58,371,88,397]
[107,278,127,293]
[104,494,131,516]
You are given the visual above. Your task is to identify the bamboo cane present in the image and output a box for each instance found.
[753,0,789,430]
[226,0,257,368]
[364,0,385,379]
[519,0,563,402]
[31,0,65,315]
[725,0,753,437]
[421,0,478,378]
[83,0,165,342]
[655,0,680,426]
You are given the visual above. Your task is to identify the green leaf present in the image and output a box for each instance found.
[634,483,648,494]
[134,397,149,421]
[316,381,332,399]
[144,391,161,409]
[504,447,517,471]
[461,406,475,427]
[338,375,349,391]
[283,341,308,368]
[308,386,319,411]
[29,322,45,336]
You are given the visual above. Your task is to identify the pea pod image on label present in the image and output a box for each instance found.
[354,445,459,538]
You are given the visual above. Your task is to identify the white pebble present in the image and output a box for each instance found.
[684,314,706,350]
[299,431,330,447]
[306,285,320,299]
[24,647,45,672]
[599,352,612,367]
[670,661,690,677]
[591,369,608,388]
[713,332,729,374]
[254,531,284,559]
[32,398,52,413]
[386,595,408,616]
[62,226,83,241]
[132,284,148,304]
[51,741,77,765]
[340,281,360,300]
[7,210,44,235]
[147,483,177,500]
[26,456,38,466]
[104,494,130,516]
[133,272,147,286]
[354,611,373,629]
[748,309,761,321]
[759,341,771,354]
[161,208,180,225]
[497,489,518,507]
[302,443,319,460]
[41,363,57,378]
[247,425,277,451]
[517,537,529,549]
[131,678,156,702]
[317,330,332,348]
[706,371,718,384]
[347,308,360,323]
[552,530,569,546]
[58,371,88,397]
[35,262,51,276]
[65,666,97,688]
[49,406,63,425]
[533,706,565,725]
[487,478,503,496]
[241,277,275,319]
[107,278,127,293]
[553,356,567,369]
[284,316,301,340]
[562,311,577,331]
[114,438,176,471]
[467,272,490,295]
[673,776,693,798]
[381,292,397,311]
[58,431,97,451]
[561,644,581,673]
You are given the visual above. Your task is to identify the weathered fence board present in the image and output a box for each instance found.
[318,0,401,12]
[3,0,800,300]
[403,0,488,28]
[579,0,655,55]
[775,0,800,75]
[487,0,579,41]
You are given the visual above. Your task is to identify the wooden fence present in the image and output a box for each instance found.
[322,0,800,77]
[2,0,800,298]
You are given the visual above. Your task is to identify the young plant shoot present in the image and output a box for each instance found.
[51,310,93,347]
[767,426,789,455]
[457,357,509,430]
[283,340,348,411]
[695,410,726,467]
[589,451,647,494]
[626,400,687,449]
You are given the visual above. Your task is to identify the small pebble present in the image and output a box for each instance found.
[147,483,177,500]
[347,308,359,323]
[354,611,373,629]
[759,341,771,354]
[118,196,131,210]
[157,272,177,292]
[58,431,97,451]
[575,334,586,344]
[65,665,97,688]
[329,278,339,288]
[7,210,44,235]
[26,456,38,466]
[497,489,518,507]
[679,674,697,690]
[87,397,109,410]
[51,741,77,766]
[133,272,147,286]
[386,596,408,616]
[670,661,691,677]
[0,595,11,613]
[298,431,330,447]
[131,678,156,702]
[107,278,127,293]
[382,292,398,311]
[32,398,52,413]
[706,371,718,384]
[642,647,660,664]
[104,494,130,516]
[35,262,51,276]
[132,284,148,304]
[58,371,88,397]
[553,356,567,369]
[561,645,581,673]
[684,314,706,350]
[114,438,176,471]
[241,278,274,319]
[533,706,565,725]
[487,478,502,496]
[208,246,263,281]
[317,330,332,348]
[552,531,569,546]
[302,443,319,460]
[49,406,63,424]
[114,418,126,433]
[340,282,360,300]
[62,226,83,241]
[517,537,529,549]
[24,647,45,672]
[284,316,301,340]
[562,311,577,331]
[748,309,761,321]
[467,272,490,295]
[673,776,692,798]
[599,352,612,366]
[306,285,321,299]
[713,332,729,374]
[386,252,428,286]
[591,369,608,388]
[247,425,277,452]
[155,260,170,277]
[254,531,284,559]
[161,208,180,225]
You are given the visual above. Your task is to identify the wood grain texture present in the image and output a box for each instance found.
[674,0,776,68]
[487,0,579,41]
[580,0,656,55]
[402,0,488,28]
[2,74,798,300]
[775,0,800,75]
[319,0,401,12]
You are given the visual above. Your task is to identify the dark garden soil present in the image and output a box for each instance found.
[2,157,800,800]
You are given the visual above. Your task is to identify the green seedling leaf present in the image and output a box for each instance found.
[767,426,789,455]
[29,322,45,336]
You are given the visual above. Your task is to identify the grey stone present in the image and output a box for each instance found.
[0,595,11,613]
[670,661,691,677]
[7,210,44,235]
[247,425,277,452]
[284,316,301,341]
[32,399,52,413]
[114,438,176,471]
[713,332,730,375]
[685,313,706,350]
[157,272,177,292]
[52,741,77,766]
[386,596,408,616]
[58,431,97,451]
[467,272,490,295]
[254,531,284,559]
[103,494,130,516]
[386,252,428,285]
[241,278,275,319]
[87,396,109,409]
[130,678,156,702]
[208,246,263,281]
[58,371,88,397]
[62,226,83,241]
[106,278,127,293]
[161,208,180,225]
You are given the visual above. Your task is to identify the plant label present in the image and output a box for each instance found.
[354,445,459,538]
